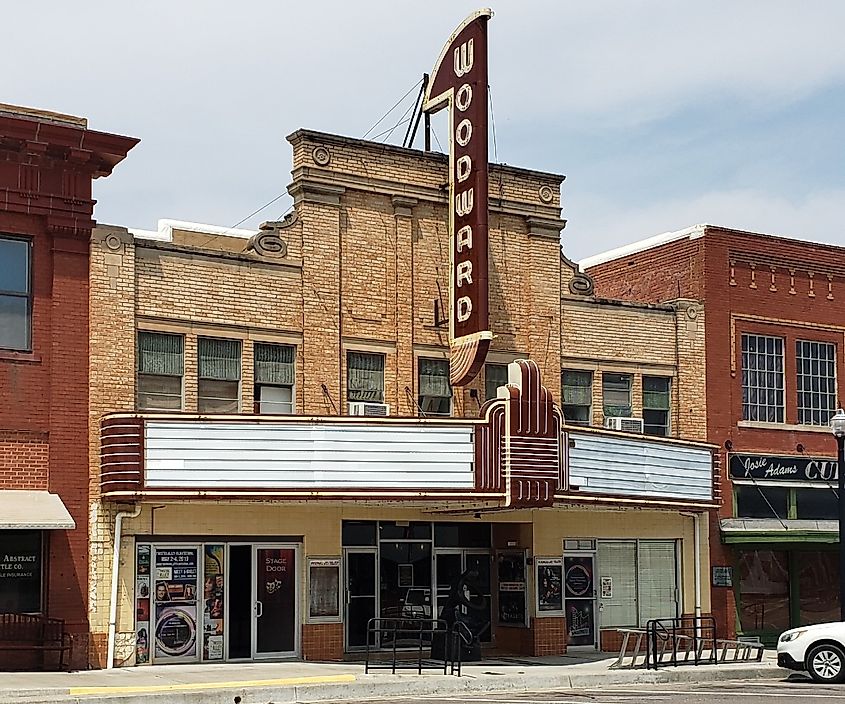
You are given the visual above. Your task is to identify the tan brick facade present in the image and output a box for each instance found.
[87,130,709,666]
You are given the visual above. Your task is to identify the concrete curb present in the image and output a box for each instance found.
[0,664,785,704]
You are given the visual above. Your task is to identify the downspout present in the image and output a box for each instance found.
[107,505,142,669]
[693,511,702,623]
[681,511,703,638]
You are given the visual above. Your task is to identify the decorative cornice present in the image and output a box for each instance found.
[287,180,345,206]
[527,216,566,239]
[136,238,303,271]
[391,195,418,218]
[560,246,595,297]
[245,212,299,258]
[288,167,562,221]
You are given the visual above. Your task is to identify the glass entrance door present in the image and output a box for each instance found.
[434,550,492,642]
[344,549,377,650]
[252,545,298,658]
[564,554,597,648]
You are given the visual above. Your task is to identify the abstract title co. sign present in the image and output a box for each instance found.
[424,9,494,386]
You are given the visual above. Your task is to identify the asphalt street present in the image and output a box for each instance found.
[340,678,843,704]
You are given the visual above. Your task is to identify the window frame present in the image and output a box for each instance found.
[253,342,296,414]
[347,351,385,404]
[642,375,671,437]
[0,234,33,352]
[417,357,452,417]
[740,333,785,423]
[795,339,837,427]
[484,363,509,402]
[602,372,632,418]
[136,331,185,411]
[197,336,242,413]
[562,369,593,426]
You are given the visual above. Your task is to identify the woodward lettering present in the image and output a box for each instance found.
[423,9,493,385]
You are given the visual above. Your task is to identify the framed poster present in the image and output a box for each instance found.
[153,546,199,662]
[497,551,528,627]
[135,543,151,665]
[202,544,225,660]
[308,557,341,622]
[535,558,563,615]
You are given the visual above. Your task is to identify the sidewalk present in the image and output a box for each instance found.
[0,652,784,704]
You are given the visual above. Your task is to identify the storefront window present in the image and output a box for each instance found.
[379,522,431,540]
[637,541,677,624]
[734,486,789,519]
[596,541,637,627]
[342,521,377,546]
[795,488,838,520]
[433,523,491,548]
[737,549,789,633]
[797,551,839,626]
[0,530,42,613]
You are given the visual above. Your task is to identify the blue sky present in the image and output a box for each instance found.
[3,0,843,260]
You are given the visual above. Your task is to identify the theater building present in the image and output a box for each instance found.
[0,104,136,668]
[86,129,719,668]
[585,224,845,644]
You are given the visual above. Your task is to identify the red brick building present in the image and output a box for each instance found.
[0,104,136,668]
[585,224,845,643]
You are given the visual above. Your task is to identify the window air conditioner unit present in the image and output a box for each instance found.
[348,402,390,417]
[604,416,645,433]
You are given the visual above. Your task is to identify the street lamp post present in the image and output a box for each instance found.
[830,408,845,621]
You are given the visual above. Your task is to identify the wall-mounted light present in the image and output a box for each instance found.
[797,443,805,454]
[724,440,733,451]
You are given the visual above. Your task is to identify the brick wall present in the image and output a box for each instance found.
[301,622,343,661]
[586,225,845,638]
[532,617,566,656]
[0,107,135,671]
[87,130,712,663]
[0,430,48,489]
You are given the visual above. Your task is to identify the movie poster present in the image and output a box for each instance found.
[536,558,563,613]
[135,544,151,664]
[153,547,198,660]
[203,544,225,660]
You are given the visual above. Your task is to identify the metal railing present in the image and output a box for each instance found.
[365,617,466,676]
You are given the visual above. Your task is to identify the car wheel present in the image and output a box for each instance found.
[807,643,845,684]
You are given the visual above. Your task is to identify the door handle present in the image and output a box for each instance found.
[255,600,263,618]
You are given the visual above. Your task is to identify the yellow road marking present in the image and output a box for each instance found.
[69,673,356,696]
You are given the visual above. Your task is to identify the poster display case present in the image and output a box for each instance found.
[496,550,528,627]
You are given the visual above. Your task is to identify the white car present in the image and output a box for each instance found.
[778,622,845,683]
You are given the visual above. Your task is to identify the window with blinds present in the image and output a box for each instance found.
[562,370,592,425]
[596,541,637,627]
[347,352,385,403]
[602,372,632,418]
[137,331,184,411]
[485,363,508,402]
[597,539,678,627]
[198,337,241,413]
[637,540,678,624]
[254,343,295,414]
[418,358,452,416]
[642,376,671,436]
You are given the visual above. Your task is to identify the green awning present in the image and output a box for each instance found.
[720,518,838,544]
